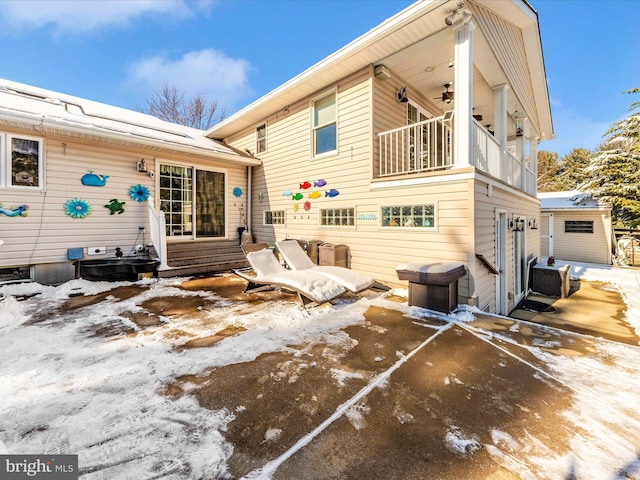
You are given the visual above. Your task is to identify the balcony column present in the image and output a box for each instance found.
[453,20,475,167]
[517,117,528,190]
[493,84,508,177]
[528,133,539,195]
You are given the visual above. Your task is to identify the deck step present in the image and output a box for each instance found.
[159,239,249,278]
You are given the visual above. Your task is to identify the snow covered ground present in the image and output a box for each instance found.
[1,263,639,479]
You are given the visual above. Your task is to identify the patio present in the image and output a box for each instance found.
[1,266,639,479]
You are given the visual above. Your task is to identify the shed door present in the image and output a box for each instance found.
[540,213,553,257]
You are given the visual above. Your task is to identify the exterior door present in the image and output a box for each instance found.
[495,210,508,315]
[540,213,553,257]
[407,101,428,171]
[159,163,226,239]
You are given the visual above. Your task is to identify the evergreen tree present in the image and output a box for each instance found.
[537,150,560,192]
[555,148,592,191]
[580,89,640,227]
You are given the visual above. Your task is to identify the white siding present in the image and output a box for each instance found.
[0,132,248,270]
[474,178,540,312]
[545,210,612,265]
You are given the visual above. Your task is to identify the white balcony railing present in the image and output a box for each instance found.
[377,115,453,177]
[376,117,535,196]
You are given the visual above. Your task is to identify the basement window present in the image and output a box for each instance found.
[264,210,285,225]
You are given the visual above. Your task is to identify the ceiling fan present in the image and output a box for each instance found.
[435,83,454,104]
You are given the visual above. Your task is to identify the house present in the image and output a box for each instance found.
[539,191,613,265]
[0,78,259,284]
[206,0,553,315]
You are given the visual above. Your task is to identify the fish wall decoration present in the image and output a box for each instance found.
[0,204,29,217]
[282,190,293,197]
[314,179,327,188]
[292,192,304,201]
[325,189,340,198]
[308,191,321,200]
[81,172,109,187]
[299,181,312,190]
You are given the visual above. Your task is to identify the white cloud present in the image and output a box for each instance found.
[126,48,253,110]
[0,0,200,35]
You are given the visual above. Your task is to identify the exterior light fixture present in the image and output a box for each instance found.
[397,87,409,103]
[137,158,148,173]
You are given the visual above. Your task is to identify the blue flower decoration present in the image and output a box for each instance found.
[64,198,91,219]
[233,187,243,198]
[129,184,150,202]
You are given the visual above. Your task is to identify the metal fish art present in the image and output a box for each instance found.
[300,181,312,190]
[325,189,340,198]
[292,193,304,201]
[308,191,321,200]
[304,201,311,211]
[314,179,327,188]
[282,190,293,197]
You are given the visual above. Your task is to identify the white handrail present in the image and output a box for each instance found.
[148,198,169,270]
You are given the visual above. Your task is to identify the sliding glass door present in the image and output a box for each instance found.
[159,163,226,239]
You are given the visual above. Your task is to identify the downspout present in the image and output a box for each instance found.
[247,165,252,234]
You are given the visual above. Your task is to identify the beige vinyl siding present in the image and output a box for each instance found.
[0,134,247,269]
[540,213,551,257]
[226,67,477,303]
[473,178,540,313]
[546,210,612,265]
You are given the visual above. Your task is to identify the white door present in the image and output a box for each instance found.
[495,210,508,315]
[540,213,553,257]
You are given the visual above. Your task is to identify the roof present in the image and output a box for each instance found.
[0,78,260,166]
[206,0,552,141]
[538,191,612,211]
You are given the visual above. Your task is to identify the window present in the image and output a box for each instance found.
[320,208,354,226]
[312,91,336,157]
[264,210,285,225]
[565,220,593,233]
[159,163,226,238]
[256,124,266,154]
[1,133,44,189]
[381,204,435,228]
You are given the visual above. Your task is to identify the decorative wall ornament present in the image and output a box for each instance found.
[64,198,91,219]
[81,172,109,186]
[303,201,311,211]
[0,203,29,217]
[233,187,243,197]
[105,199,126,215]
[129,184,150,202]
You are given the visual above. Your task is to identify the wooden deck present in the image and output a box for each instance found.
[157,239,249,278]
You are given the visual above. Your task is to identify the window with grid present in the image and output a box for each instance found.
[264,210,285,225]
[381,204,435,228]
[320,208,354,226]
[565,220,593,233]
[256,123,266,154]
[0,133,44,189]
[312,91,336,157]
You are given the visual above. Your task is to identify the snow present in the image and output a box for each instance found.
[1,264,640,479]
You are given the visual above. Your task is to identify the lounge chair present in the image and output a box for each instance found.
[275,240,375,293]
[235,246,346,306]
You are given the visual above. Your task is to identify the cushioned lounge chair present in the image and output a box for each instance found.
[275,240,375,294]
[235,246,346,306]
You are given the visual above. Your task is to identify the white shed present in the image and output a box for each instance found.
[539,191,613,265]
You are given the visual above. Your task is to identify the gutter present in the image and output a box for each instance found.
[0,107,262,167]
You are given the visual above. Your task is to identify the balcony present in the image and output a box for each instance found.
[376,116,536,196]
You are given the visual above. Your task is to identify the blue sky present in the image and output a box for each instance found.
[0,0,637,157]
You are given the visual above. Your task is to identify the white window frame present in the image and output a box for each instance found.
[320,207,355,227]
[379,203,437,229]
[264,210,286,225]
[311,90,337,159]
[256,123,267,154]
[1,133,45,190]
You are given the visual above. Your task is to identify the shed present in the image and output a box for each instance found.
[538,191,613,265]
